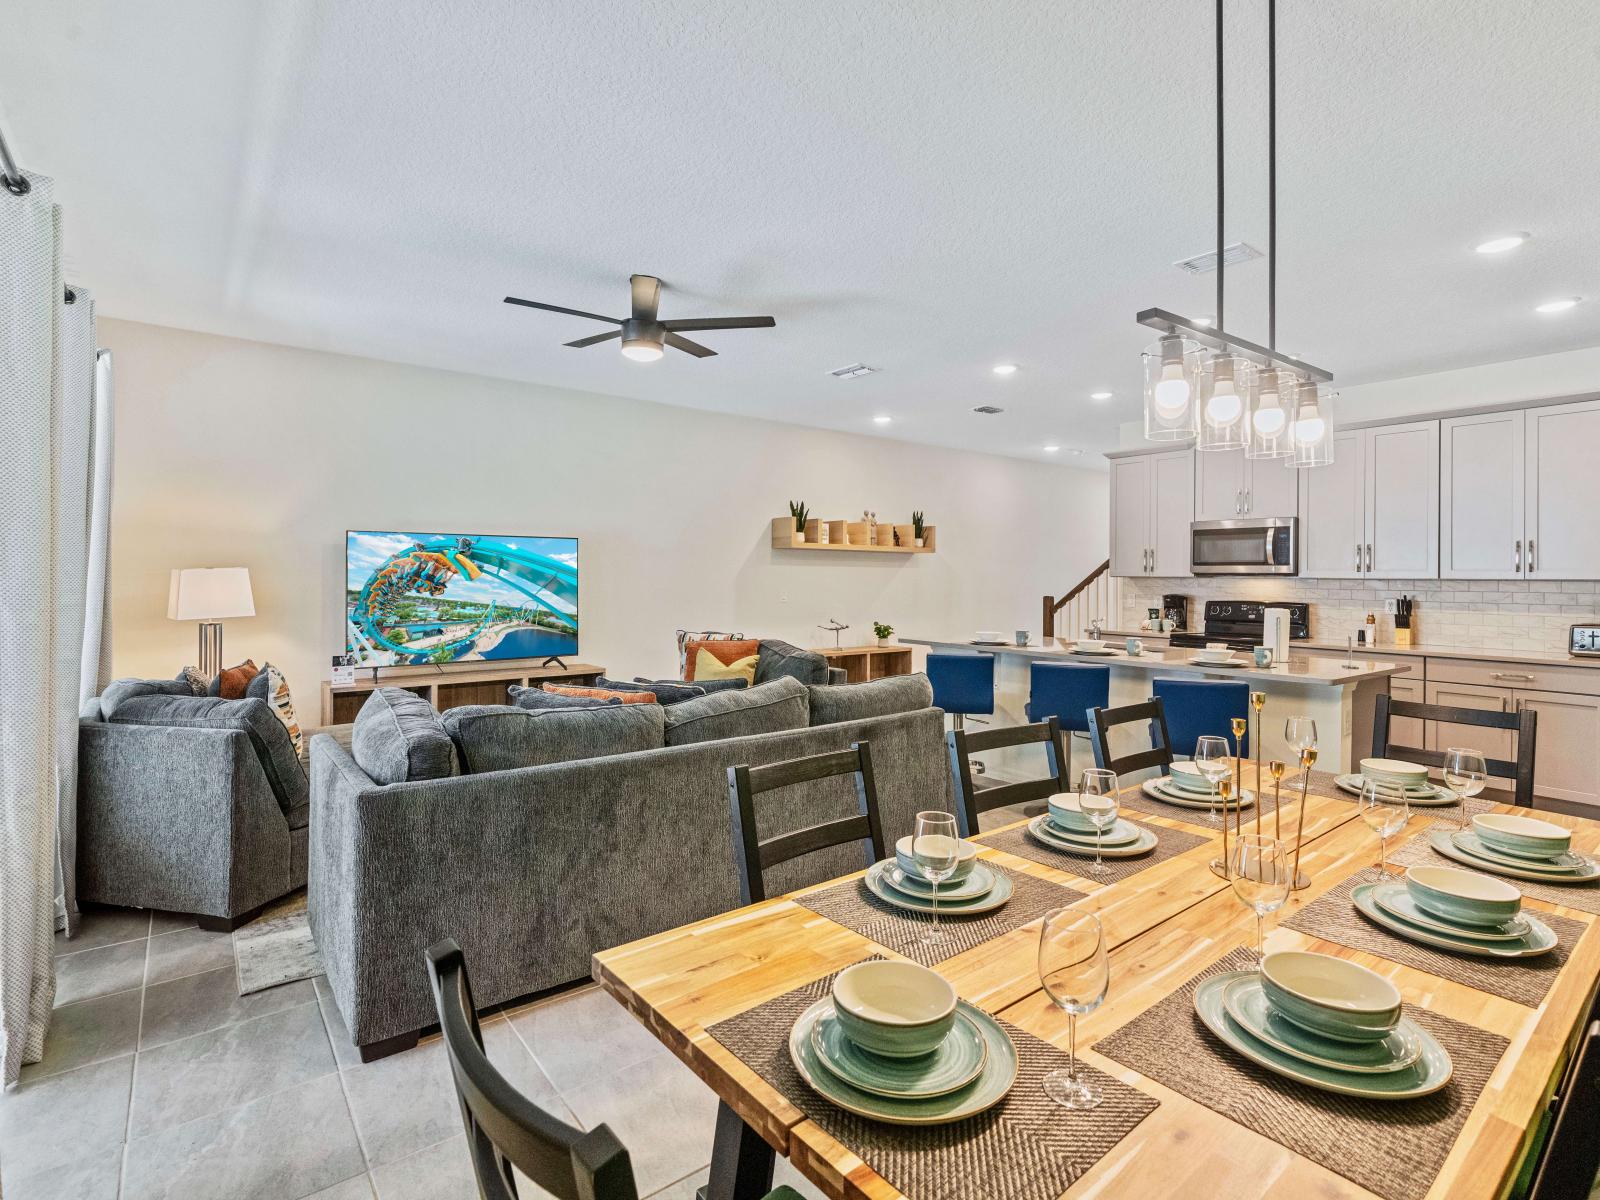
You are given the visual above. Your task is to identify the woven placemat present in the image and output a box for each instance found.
[1117,767,1347,826]
[978,818,1208,885]
[1281,874,1583,1007]
[1388,832,1600,917]
[796,866,1085,966]
[1094,948,1507,1200]
[707,959,1158,1200]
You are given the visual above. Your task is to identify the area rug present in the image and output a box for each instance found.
[234,892,323,995]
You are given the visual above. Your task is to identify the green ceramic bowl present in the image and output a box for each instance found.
[1045,792,1115,833]
[831,961,957,1059]
[894,835,976,883]
[1405,864,1522,928]
[1259,951,1402,1044]
[1472,813,1572,860]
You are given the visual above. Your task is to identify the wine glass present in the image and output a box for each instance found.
[912,810,960,946]
[1443,747,1488,830]
[1038,908,1109,1109]
[1079,768,1120,877]
[1194,735,1231,825]
[1231,834,1290,964]
[1359,778,1410,880]
[1284,717,1318,765]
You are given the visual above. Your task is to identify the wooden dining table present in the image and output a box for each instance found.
[592,774,1600,1200]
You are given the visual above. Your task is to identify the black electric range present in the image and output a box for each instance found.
[1168,600,1310,651]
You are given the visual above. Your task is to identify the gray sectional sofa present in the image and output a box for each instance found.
[309,673,946,1059]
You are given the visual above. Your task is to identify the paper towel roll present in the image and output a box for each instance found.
[1263,607,1292,661]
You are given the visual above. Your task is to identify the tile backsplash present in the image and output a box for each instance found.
[1121,576,1600,652]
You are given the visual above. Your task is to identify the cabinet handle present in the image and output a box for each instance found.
[1491,672,1534,682]
[1528,539,1535,572]
[1234,490,1241,515]
[1365,544,1373,572]
[1243,488,1251,514]
[1515,539,1522,572]
[1355,543,1363,572]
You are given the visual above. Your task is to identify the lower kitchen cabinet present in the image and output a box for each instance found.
[1514,690,1600,808]
[1423,680,1517,763]
[1386,675,1427,751]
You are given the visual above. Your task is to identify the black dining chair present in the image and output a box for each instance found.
[426,938,805,1200]
[1371,693,1538,808]
[727,741,887,905]
[947,717,1072,838]
[1087,697,1175,781]
[1526,1019,1600,1200]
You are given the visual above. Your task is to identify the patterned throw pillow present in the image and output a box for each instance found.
[684,639,761,684]
[246,661,304,758]
[542,684,659,705]
[675,629,745,677]
[206,659,259,699]
[178,666,210,695]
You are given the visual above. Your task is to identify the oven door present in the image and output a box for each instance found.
[1190,518,1298,575]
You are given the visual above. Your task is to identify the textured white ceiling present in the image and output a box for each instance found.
[4,0,1598,459]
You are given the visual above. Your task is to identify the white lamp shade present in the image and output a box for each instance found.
[167,567,255,621]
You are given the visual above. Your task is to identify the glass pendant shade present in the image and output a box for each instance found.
[1287,384,1336,467]
[1142,335,1202,440]
[1196,354,1253,451]
[1245,368,1297,459]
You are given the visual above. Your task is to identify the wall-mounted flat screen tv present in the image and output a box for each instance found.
[345,531,578,667]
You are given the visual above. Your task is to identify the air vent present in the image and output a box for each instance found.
[972,405,1004,415]
[1174,242,1263,274]
[828,362,879,379]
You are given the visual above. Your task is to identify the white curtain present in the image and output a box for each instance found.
[0,169,107,1086]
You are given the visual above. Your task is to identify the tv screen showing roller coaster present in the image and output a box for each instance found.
[345,531,578,667]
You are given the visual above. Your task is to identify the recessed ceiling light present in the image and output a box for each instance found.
[1066,448,1084,456]
[992,363,1018,376]
[1090,391,1113,401]
[1476,233,1528,254]
[1536,297,1581,314]
[872,414,892,425]
[1042,445,1060,453]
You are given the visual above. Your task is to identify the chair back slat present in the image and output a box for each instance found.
[948,718,1069,838]
[426,939,641,1200]
[1527,1019,1600,1200]
[1088,698,1174,782]
[727,741,887,904]
[1372,694,1538,808]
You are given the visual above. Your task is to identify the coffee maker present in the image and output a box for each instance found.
[1162,594,1188,632]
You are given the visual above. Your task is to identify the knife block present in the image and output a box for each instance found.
[1394,623,1413,648]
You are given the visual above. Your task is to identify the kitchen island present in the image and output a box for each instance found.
[904,635,1412,776]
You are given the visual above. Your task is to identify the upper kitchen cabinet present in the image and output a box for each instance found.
[1109,449,1193,577]
[1299,422,1439,579]
[1299,429,1367,578]
[1193,449,1299,521]
[1524,399,1600,581]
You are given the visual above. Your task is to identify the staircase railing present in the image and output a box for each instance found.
[1042,560,1117,640]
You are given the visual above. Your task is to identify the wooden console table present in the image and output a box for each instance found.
[318,660,605,726]
[818,644,914,684]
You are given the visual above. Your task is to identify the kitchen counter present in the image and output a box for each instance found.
[1097,628,1600,671]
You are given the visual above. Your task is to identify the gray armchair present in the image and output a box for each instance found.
[77,678,310,930]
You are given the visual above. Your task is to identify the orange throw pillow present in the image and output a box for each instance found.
[542,684,658,705]
[216,659,259,699]
[684,639,760,683]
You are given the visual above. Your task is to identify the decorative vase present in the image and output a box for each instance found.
[914,537,925,548]
[876,637,891,647]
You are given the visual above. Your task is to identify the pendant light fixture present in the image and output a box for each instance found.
[1137,0,1334,466]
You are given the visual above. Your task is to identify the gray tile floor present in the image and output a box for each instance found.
[0,904,827,1200]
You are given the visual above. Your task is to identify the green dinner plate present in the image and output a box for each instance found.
[881,862,998,903]
[1220,975,1422,1074]
[1448,832,1594,875]
[1194,972,1453,1099]
[1353,883,1558,958]
[789,997,1018,1125]
[863,860,1014,915]
[1043,816,1143,847]
[1372,882,1530,942]
[1428,830,1600,885]
[810,1005,988,1099]
[1333,774,1458,806]
[1142,779,1255,810]
[1027,815,1158,858]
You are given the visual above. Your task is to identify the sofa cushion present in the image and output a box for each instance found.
[107,693,308,815]
[637,676,749,697]
[543,684,658,705]
[441,703,666,773]
[685,639,761,684]
[663,677,810,747]
[755,639,831,687]
[352,688,459,785]
[808,673,934,726]
[99,677,198,720]
[508,685,622,711]
[613,677,715,705]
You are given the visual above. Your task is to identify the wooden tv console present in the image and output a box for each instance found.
[318,660,605,726]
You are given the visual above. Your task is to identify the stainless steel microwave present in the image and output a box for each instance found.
[1190,517,1298,575]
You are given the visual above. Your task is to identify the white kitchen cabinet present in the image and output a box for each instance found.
[1299,429,1366,579]
[1194,450,1299,521]
[1440,410,1525,579]
[1515,690,1600,808]
[1365,421,1439,578]
[1524,399,1600,582]
[1247,456,1300,519]
[1108,450,1192,577]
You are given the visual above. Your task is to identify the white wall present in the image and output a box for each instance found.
[101,319,1107,715]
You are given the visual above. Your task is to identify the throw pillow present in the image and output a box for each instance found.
[543,684,658,705]
[441,703,665,773]
[206,659,259,699]
[636,675,748,695]
[753,639,831,686]
[617,677,710,705]
[684,638,761,683]
[259,663,304,759]
[662,677,810,747]
[507,685,623,711]
[675,628,745,676]
[178,666,210,695]
[351,687,458,785]
[807,673,933,726]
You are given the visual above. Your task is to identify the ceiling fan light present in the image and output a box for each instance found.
[1142,335,1202,440]
[621,338,663,362]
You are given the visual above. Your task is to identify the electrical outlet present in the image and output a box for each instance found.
[1383,599,1397,616]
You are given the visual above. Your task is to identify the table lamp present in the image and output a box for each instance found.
[168,567,254,679]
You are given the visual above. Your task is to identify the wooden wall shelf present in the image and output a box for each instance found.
[318,660,605,726]
[770,518,936,554]
[819,644,915,683]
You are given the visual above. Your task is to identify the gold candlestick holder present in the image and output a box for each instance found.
[1268,759,1286,841]
[1250,692,1266,834]
[1289,746,1317,890]
[1209,777,1235,880]
[1210,716,1250,882]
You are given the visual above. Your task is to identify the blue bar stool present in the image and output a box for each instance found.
[926,652,995,731]
[1025,661,1110,786]
[1152,677,1250,758]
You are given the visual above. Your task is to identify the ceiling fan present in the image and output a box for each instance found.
[503,274,776,362]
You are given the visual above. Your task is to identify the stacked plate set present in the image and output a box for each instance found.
[1026,793,1158,857]
[1140,759,1256,812]
[1334,758,1458,806]
[863,836,1015,914]
[1429,813,1599,884]
[1194,951,1454,1098]
[1352,864,1559,957]
[789,960,1019,1124]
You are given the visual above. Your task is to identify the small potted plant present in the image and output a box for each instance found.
[873,621,895,647]
[911,511,927,548]
[788,500,810,545]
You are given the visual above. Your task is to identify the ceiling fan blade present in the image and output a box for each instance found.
[630,275,661,322]
[664,332,717,358]
[564,330,623,348]
[660,316,777,332]
[504,296,622,324]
